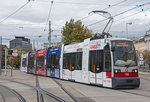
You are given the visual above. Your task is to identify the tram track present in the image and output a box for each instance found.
[53,79,78,102]
[0,91,6,102]
[0,77,66,102]
[118,89,150,98]
[36,75,65,102]
[0,84,26,102]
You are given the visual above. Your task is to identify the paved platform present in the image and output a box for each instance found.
[0,70,150,102]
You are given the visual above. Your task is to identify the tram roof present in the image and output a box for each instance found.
[107,37,132,41]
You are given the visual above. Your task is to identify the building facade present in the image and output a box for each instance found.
[134,37,146,53]
[144,30,150,51]
[10,36,32,50]
[41,43,49,49]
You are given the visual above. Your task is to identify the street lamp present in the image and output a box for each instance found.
[126,22,132,38]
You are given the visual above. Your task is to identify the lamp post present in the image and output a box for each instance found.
[126,22,132,38]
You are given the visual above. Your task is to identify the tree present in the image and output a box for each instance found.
[8,47,22,69]
[22,48,33,54]
[61,18,93,44]
[1,45,8,68]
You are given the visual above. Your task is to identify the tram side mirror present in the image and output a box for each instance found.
[111,47,115,52]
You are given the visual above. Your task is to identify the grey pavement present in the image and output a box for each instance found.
[0,69,150,102]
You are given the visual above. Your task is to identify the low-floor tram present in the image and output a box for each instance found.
[34,49,46,76]
[20,36,140,88]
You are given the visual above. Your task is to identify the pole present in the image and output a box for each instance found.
[5,48,7,75]
[126,23,128,38]
[0,36,2,75]
[33,39,35,51]
[48,21,51,47]
[37,40,38,50]
[11,56,13,77]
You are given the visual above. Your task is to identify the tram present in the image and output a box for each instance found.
[21,36,140,88]
[34,49,46,76]
[20,53,28,72]
[60,37,140,88]
[46,46,62,78]
[27,52,35,74]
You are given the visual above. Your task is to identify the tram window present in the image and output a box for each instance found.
[55,55,59,68]
[52,55,55,68]
[47,55,51,68]
[96,50,103,73]
[104,44,110,51]
[63,54,68,69]
[50,55,54,68]
[89,51,96,72]
[28,57,34,68]
[51,55,57,68]
[22,58,27,67]
[70,53,76,71]
[36,56,44,68]
[76,52,82,70]
[67,53,71,70]
[104,52,111,72]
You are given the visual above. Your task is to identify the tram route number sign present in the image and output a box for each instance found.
[12,52,18,57]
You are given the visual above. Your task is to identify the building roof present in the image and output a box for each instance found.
[15,36,25,38]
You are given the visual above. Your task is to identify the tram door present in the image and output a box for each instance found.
[89,50,103,84]
[103,44,112,87]
[63,53,82,81]
[69,53,76,80]
[69,52,82,81]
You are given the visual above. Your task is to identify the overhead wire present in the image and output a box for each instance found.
[36,0,109,5]
[80,0,128,21]
[0,0,31,24]
[92,7,150,32]
[114,7,150,22]
[102,0,128,10]
[87,1,150,27]
[140,6,147,17]
[35,0,137,6]
[92,7,150,33]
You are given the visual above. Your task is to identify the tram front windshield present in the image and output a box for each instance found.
[111,40,137,67]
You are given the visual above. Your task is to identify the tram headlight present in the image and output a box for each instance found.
[132,69,138,73]
[114,69,121,73]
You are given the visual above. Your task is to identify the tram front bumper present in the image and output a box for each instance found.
[112,77,140,89]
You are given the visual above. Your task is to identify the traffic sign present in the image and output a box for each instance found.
[12,52,18,57]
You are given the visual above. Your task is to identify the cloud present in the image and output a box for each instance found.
[0,0,150,47]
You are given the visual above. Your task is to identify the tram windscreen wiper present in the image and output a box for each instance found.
[115,60,136,67]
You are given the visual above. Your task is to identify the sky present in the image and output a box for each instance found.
[0,0,150,48]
